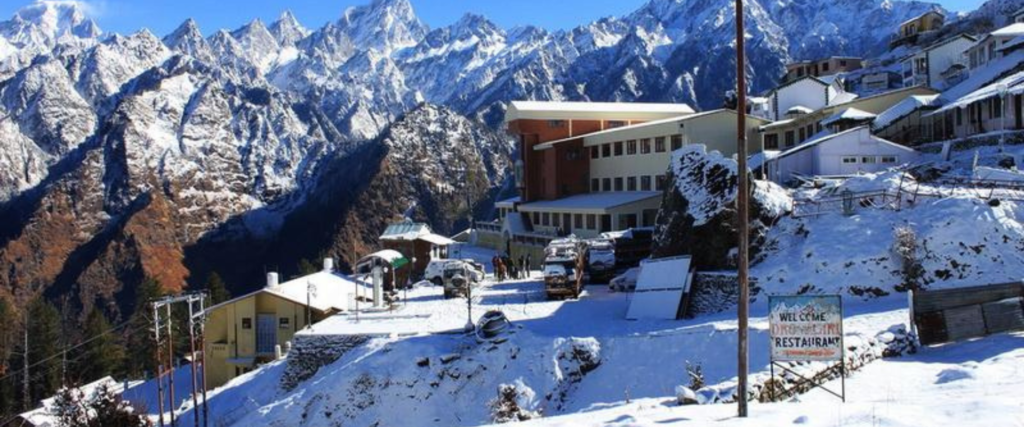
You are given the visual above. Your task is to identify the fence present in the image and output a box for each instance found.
[792,176,1024,217]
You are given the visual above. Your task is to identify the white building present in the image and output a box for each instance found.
[765,126,920,184]
[901,34,977,89]
[967,23,1024,71]
[764,75,853,121]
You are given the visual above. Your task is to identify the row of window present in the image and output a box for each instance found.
[529,210,658,231]
[548,120,629,129]
[841,155,899,164]
[764,123,822,150]
[240,317,291,329]
[590,175,668,192]
[590,135,685,159]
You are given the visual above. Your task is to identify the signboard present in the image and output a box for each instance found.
[768,295,844,362]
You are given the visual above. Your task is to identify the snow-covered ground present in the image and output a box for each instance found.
[502,330,1024,427]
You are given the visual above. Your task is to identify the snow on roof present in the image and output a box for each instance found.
[495,196,520,207]
[380,221,431,241]
[419,233,456,246]
[818,74,842,86]
[509,100,694,114]
[999,34,1024,52]
[773,126,916,160]
[820,107,876,127]
[263,271,365,313]
[831,91,860,104]
[747,150,781,171]
[533,109,768,150]
[786,105,813,115]
[938,48,1024,103]
[872,94,939,131]
[898,9,943,28]
[992,22,1024,38]
[932,69,1024,115]
[359,249,406,264]
[518,192,661,212]
[759,118,795,131]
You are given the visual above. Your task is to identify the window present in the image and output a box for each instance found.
[627,176,637,191]
[880,156,898,164]
[242,318,252,330]
[655,174,666,191]
[840,60,848,67]
[563,214,571,231]
[608,120,626,128]
[640,138,651,154]
[586,214,597,229]
[532,212,540,225]
[602,178,611,191]
[626,140,637,155]
[591,178,600,192]
[956,108,962,126]
[574,214,583,229]
[806,125,814,138]
[640,176,652,191]
[542,212,550,226]
[842,156,858,164]
[822,62,830,72]
[614,141,623,156]
[590,146,599,159]
[614,177,624,191]
[600,215,611,232]
[548,120,565,128]
[655,137,666,152]
[279,317,290,329]
[552,212,561,228]
[798,127,806,142]
[861,156,877,164]
[992,97,1003,118]
[671,135,683,150]
[565,148,582,161]
[785,131,795,147]
[764,134,779,150]
[602,143,611,157]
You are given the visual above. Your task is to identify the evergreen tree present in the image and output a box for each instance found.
[297,258,318,276]
[124,278,164,379]
[204,272,231,305]
[26,298,62,404]
[0,298,16,417]
[77,309,125,381]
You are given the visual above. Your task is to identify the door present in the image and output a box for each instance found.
[1015,94,1022,129]
[256,314,277,355]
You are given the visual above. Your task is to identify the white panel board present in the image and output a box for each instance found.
[626,256,692,320]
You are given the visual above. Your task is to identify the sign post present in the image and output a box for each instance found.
[767,295,845,402]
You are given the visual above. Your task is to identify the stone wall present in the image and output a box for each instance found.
[280,334,370,391]
[686,271,761,317]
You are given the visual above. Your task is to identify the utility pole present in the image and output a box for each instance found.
[735,0,751,418]
[188,298,200,427]
[166,303,176,427]
[22,314,29,412]
[154,303,165,427]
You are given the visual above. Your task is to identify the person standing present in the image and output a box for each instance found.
[525,253,532,279]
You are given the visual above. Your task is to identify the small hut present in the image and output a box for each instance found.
[379,220,456,278]
[355,249,411,290]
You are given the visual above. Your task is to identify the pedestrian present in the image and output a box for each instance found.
[519,255,527,279]
[525,253,532,278]
[496,257,506,282]
[491,255,499,280]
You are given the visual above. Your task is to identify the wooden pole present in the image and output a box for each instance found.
[735,0,750,418]
[154,303,165,427]
[189,299,200,427]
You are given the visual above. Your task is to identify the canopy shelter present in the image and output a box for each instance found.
[379,220,455,278]
[356,249,412,290]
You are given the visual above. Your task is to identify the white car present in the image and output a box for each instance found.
[609,267,640,292]
[424,259,459,286]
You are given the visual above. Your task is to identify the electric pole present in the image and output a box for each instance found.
[22,314,29,412]
[735,0,751,418]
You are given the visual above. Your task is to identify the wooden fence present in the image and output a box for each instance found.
[912,282,1024,345]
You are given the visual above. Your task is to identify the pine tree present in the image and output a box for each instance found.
[77,309,125,381]
[27,298,62,404]
[204,272,231,305]
[297,258,318,276]
[0,298,16,417]
[124,278,164,379]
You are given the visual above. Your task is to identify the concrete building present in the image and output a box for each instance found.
[759,85,938,151]
[901,34,977,89]
[204,262,355,389]
[872,94,941,146]
[763,75,853,121]
[765,126,920,185]
[782,56,863,83]
[926,70,1024,141]
[967,23,1024,71]
[859,71,901,93]
[891,10,946,48]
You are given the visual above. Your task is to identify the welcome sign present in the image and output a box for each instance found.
[768,295,844,362]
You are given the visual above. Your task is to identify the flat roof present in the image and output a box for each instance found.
[533,109,769,150]
[517,191,661,213]
[505,101,695,122]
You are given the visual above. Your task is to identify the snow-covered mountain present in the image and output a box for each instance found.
[0,0,959,311]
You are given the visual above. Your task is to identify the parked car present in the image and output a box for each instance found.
[543,237,586,299]
[586,239,616,283]
[609,267,640,292]
[460,259,487,282]
[443,261,479,299]
[425,259,459,286]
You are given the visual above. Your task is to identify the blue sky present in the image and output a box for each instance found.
[0,0,989,37]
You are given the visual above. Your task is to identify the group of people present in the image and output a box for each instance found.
[492,253,532,282]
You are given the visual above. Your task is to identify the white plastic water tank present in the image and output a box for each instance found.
[323,258,334,272]
[266,272,279,289]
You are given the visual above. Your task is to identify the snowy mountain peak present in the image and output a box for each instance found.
[269,10,309,46]
[338,0,428,53]
[0,0,101,48]
[162,18,214,63]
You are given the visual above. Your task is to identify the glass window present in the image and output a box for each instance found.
[861,156,877,164]
[600,215,611,232]
[614,141,623,156]
[548,120,565,128]
[842,156,858,164]
[798,127,806,142]
[764,134,779,150]
[627,176,637,191]
[671,135,684,150]
[586,214,596,229]
[602,178,611,191]
[880,156,898,163]
[655,137,666,152]
[242,318,252,330]
[532,212,540,225]
[608,120,626,128]
[655,175,667,191]
[640,138,651,154]
[552,212,561,228]
[614,177,624,191]
[618,213,638,229]
[626,140,637,155]
[602,143,611,157]
[590,146,599,159]
[574,214,584,229]
[641,176,652,191]
[279,317,290,329]
[785,131,795,147]
[542,212,550,226]
[591,178,600,192]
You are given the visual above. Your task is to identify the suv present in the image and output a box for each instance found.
[443,261,476,299]
[586,239,616,283]
[425,259,459,286]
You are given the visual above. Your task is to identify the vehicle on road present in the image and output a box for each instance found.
[586,238,616,283]
[543,237,587,299]
[442,261,478,299]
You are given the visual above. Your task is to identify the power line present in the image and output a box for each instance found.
[0,318,137,386]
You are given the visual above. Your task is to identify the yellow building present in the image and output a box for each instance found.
[892,10,945,47]
[204,260,358,389]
